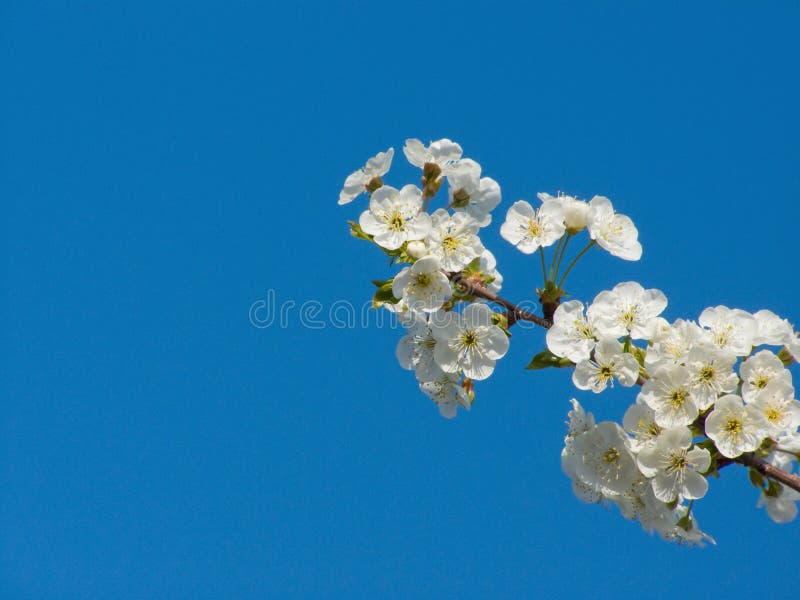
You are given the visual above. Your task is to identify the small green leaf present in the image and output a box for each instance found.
[525,349,573,370]
[778,347,796,366]
[371,278,399,308]
[748,468,765,489]
[491,312,511,337]
[463,257,482,274]
[765,480,783,498]
[348,220,373,241]
[631,345,647,367]
[676,515,693,532]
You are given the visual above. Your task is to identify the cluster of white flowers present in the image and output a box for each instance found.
[340,140,509,417]
[340,138,800,544]
[500,192,641,261]
[555,287,800,541]
[563,399,716,546]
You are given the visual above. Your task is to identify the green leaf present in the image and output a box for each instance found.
[463,257,482,274]
[676,515,693,532]
[525,349,573,370]
[371,278,399,308]
[748,468,765,489]
[630,345,646,367]
[348,220,373,241]
[765,480,783,498]
[778,347,796,366]
[491,312,511,337]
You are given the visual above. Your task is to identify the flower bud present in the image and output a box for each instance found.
[406,240,427,259]
[562,196,589,234]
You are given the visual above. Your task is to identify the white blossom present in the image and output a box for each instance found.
[752,309,794,346]
[747,380,800,437]
[425,209,484,271]
[392,256,451,313]
[740,349,793,402]
[586,195,642,261]
[623,401,663,451]
[538,192,588,233]
[403,138,463,175]
[685,345,739,411]
[610,478,673,532]
[698,305,758,356]
[566,398,595,438]
[788,333,800,364]
[396,314,442,382]
[758,485,800,524]
[659,506,716,547]
[588,281,668,340]
[546,300,597,363]
[419,371,471,419]
[430,303,509,380]
[477,249,503,293]
[572,337,640,393]
[447,159,501,226]
[644,319,705,370]
[406,240,427,259]
[637,427,711,502]
[704,394,767,458]
[499,199,566,254]
[568,422,640,495]
[359,184,431,250]
[639,363,698,428]
[338,147,394,205]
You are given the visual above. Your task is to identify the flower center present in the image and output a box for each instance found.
[647,422,662,438]
[754,375,770,389]
[620,306,638,328]
[667,452,688,473]
[669,389,688,410]
[724,418,742,436]
[714,326,733,348]
[602,447,620,464]
[599,365,614,381]
[415,272,432,287]
[574,320,593,339]
[441,235,461,253]
[526,219,542,238]
[699,365,715,382]
[765,407,783,424]
[461,330,478,348]
[387,210,406,232]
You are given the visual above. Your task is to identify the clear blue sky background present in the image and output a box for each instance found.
[3,2,799,598]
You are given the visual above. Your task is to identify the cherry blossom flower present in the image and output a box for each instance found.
[359,184,431,250]
[338,147,394,205]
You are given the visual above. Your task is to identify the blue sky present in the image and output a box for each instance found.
[2,2,799,598]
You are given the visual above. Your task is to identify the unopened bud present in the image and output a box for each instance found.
[406,240,427,259]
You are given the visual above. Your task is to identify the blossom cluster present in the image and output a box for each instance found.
[340,137,800,545]
[554,285,800,541]
[340,139,510,417]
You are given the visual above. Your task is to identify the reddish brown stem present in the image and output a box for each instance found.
[736,453,800,494]
[448,272,551,329]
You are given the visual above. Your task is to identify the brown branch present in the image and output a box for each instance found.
[736,453,800,494]
[447,272,800,495]
[448,272,551,329]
